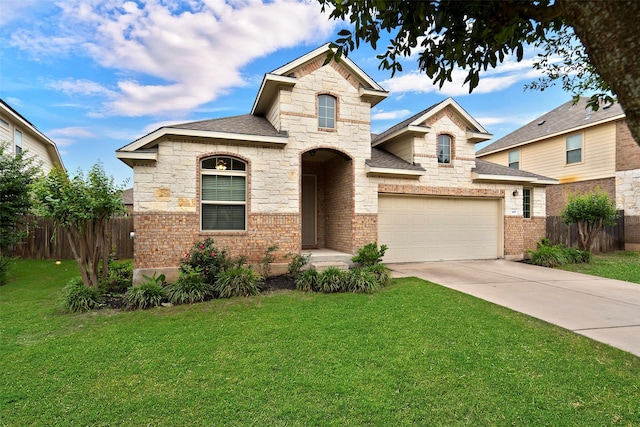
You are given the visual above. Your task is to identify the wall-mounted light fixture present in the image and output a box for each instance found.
[513,189,519,197]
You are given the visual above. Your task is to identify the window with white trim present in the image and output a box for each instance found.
[201,156,246,231]
[508,149,520,169]
[437,134,451,164]
[318,94,336,129]
[14,129,23,155]
[566,134,582,164]
[523,188,532,219]
[0,117,9,129]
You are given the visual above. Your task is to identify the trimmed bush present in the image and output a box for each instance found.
[101,260,133,293]
[214,267,263,298]
[166,271,213,304]
[317,267,347,293]
[61,277,103,313]
[286,253,311,278]
[346,268,380,294]
[181,238,232,285]
[351,242,388,267]
[364,263,393,287]
[295,269,319,292]
[123,282,166,310]
[528,239,592,267]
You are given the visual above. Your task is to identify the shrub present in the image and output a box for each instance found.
[123,281,166,310]
[181,238,232,285]
[351,242,388,267]
[295,269,319,292]
[286,253,311,278]
[259,244,278,278]
[61,277,103,313]
[101,260,133,293]
[165,271,213,304]
[317,267,347,293]
[346,268,380,294]
[528,239,592,267]
[0,255,10,286]
[365,263,393,287]
[214,267,263,298]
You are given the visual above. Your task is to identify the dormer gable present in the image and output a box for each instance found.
[251,44,388,116]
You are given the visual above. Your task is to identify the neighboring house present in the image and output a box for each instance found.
[121,188,134,215]
[117,44,556,280]
[477,98,640,250]
[0,99,64,173]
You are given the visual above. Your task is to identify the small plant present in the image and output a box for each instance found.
[181,238,232,285]
[61,277,103,313]
[286,253,311,278]
[259,244,278,277]
[214,267,263,298]
[351,242,388,267]
[295,269,319,292]
[101,260,133,293]
[364,263,393,287]
[346,268,380,294]
[528,239,591,268]
[123,281,166,310]
[317,267,347,293]
[165,271,213,304]
[0,255,10,286]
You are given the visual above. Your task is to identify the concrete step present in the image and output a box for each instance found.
[310,261,350,272]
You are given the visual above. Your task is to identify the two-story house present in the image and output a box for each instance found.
[117,44,556,281]
[477,98,640,251]
[0,99,64,173]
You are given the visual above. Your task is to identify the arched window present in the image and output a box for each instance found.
[318,94,336,129]
[201,156,246,231]
[437,134,451,164]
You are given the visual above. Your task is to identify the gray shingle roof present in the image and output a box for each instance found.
[477,97,624,155]
[366,148,426,171]
[171,114,287,138]
[473,159,557,182]
[372,102,440,144]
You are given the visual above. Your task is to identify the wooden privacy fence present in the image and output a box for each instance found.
[546,210,625,253]
[9,216,134,260]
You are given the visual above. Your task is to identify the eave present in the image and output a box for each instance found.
[372,125,431,147]
[116,149,158,167]
[471,172,558,185]
[251,74,298,116]
[365,165,425,179]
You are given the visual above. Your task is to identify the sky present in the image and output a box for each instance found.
[0,0,575,186]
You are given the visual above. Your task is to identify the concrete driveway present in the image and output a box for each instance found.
[388,260,640,358]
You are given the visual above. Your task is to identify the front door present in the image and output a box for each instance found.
[302,174,317,247]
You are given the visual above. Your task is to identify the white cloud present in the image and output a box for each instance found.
[47,126,97,147]
[371,109,411,121]
[381,56,544,97]
[48,79,117,97]
[13,0,338,117]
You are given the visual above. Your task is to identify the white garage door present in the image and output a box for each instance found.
[378,195,501,263]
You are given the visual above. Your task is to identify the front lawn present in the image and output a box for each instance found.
[1,259,639,426]
[557,251,640,284]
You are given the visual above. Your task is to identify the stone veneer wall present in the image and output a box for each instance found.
[616,169,640,248]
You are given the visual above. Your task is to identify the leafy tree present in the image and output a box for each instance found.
[32,163,125,287]
[319,0,640,146]
[561,188,618,252]
[0,142,40,255]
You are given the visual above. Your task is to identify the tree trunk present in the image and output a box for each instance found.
[560,0,640,146]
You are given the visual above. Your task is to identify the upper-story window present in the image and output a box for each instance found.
[201,156,246,231]
[523,188,532,219]
[566,134,582,164]
[14,129,23,155]
[508,149,520,169]
[437,134,451,164]
[0,117,9,129]
[318,94,336,129]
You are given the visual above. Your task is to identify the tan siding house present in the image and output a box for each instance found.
[477,98,640,250]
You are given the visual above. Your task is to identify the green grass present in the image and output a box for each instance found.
[557,251,640,283]
[1,259,640,426]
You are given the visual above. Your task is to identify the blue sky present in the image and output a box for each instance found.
[1,0,573,186]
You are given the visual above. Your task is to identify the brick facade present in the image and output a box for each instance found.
[615,120,640,172]
[545,177,616,216]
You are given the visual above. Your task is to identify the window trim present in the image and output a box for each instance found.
[523,187,532,219]
[565,133,583,164]
[317,94,336,130]
[0,117,9,129]
[200,156,247,232]
[14,129,23,155]
[508,149,520,169]
[437,134,452,164]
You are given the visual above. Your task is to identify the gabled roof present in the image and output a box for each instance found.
[365,147,425,178]
[372,98,492,147]
[252,43,388,115]
[0,99,64,169]
[477,97,625,156]
[116,114,288,166]
[472,159,557,184]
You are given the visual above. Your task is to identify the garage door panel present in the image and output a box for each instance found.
[378,196,501,263]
